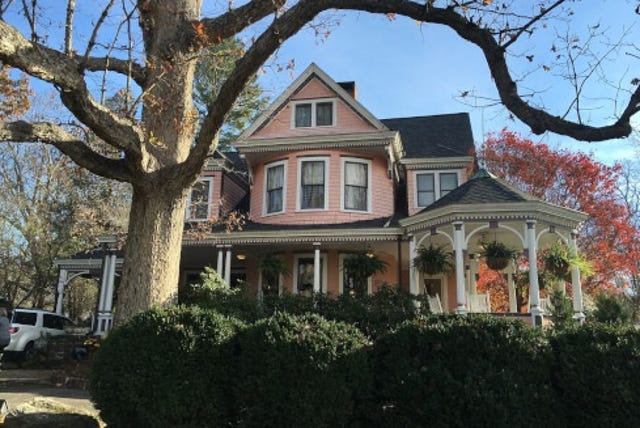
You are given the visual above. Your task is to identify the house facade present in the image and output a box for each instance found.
[55,64,588,333]
[179,64,588,323]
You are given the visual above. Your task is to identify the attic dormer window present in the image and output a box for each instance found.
[293,100,335,128]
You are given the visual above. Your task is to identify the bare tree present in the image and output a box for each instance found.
[0,0,637,322]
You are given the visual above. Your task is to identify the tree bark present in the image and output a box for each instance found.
[115,184,188,323]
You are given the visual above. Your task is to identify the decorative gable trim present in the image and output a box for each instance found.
[238,131,399,153]
[237,63,387,143]
[400,156,475,170]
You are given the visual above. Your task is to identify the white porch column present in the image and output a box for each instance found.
[55,269,68,315]
[409,237,419,295]
[216,246,224,277]
[104,253,117,313]
[569,230,585,323]
[224,246,232,285]
[526,220,543,325]
[453,221,467,314]
[97,255,111,313]
[507,265,517,313]
[95,250,112,336]
[313,243,321,293]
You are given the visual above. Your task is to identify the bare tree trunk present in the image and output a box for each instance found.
[115,185,189,323]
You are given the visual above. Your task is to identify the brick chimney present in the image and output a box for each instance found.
[337,81,357,99]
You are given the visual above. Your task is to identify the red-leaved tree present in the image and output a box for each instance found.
[479,129,640,293]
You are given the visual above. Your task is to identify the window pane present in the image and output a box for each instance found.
[301,161,325,209]
[267,165,284,213]
[344,162,368,211]
[189,180,211,220]
[345,162,367,186]
[440,173,458,197]
[417,174,434,191]
[417,173,435,207]
[418,191,435,207]
[295,103,312,127]
[345,186,367,210]
[316,102,333,126]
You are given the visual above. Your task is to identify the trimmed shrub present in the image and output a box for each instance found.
[89,306,243,428]
[370,315,560,428]
[550,324,640,426]
[230,312,371,428]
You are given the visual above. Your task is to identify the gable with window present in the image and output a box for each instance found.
[415,171,459,208]
[265,161,286,215]
[187,177,213,221]
[293,100,335,128]
[342,158,371,212]
[298,158,328,210]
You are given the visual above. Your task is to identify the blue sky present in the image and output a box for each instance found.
[8,1,639,165]
[252,3,639,165]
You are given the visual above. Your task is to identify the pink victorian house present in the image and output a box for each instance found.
[179,63,588,322]
[55,64,587,334]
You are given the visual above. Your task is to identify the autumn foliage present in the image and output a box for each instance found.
[479,129,640,292]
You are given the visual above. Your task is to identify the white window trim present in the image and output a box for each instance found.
[290,98,337,128]
[293,253,328,294]
[338,253,372,295]
[414,169,461,209]
[340,157,372,213]
[186,177,214,221]
[296,156,329,211]
[263,160,287,216]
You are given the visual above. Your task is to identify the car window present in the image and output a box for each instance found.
[13,311,37,326]
[43,313,64,330]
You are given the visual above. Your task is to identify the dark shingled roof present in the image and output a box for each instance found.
[417,169,540,214]
[381,113,474,158]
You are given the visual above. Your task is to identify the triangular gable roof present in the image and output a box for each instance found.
[237,63,387,141]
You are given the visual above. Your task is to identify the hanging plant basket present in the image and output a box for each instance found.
[412,245,454,276]
[480,241,517,271]
[486,256,511,271]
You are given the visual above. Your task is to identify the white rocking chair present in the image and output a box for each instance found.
[427,293,444,314]
[467,292,491,313]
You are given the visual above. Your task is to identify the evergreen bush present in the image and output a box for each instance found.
[550,324,640,426]
[89,306,243,427]
[370,315,561,427]
[230,312,371,427]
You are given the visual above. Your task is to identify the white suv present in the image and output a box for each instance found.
[4,309,73,359]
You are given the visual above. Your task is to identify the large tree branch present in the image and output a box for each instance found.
[188,0,639,151]
[0,121,133,182]
[81,56,147,87]
[0,20,145,155]
[199,0,286,43]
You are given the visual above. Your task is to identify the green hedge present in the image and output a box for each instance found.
[90,308,640,427]
[550,324,640,426]
[370,315,561,428]
[230,312,370,427]
[89,306,243,427]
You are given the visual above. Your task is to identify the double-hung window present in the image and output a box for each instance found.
[265,162,285,215]
[186,178,213,221]
[293,100,335,128]
[299,158,327,210]
[342,158,370,212]
[416,171,459,208]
